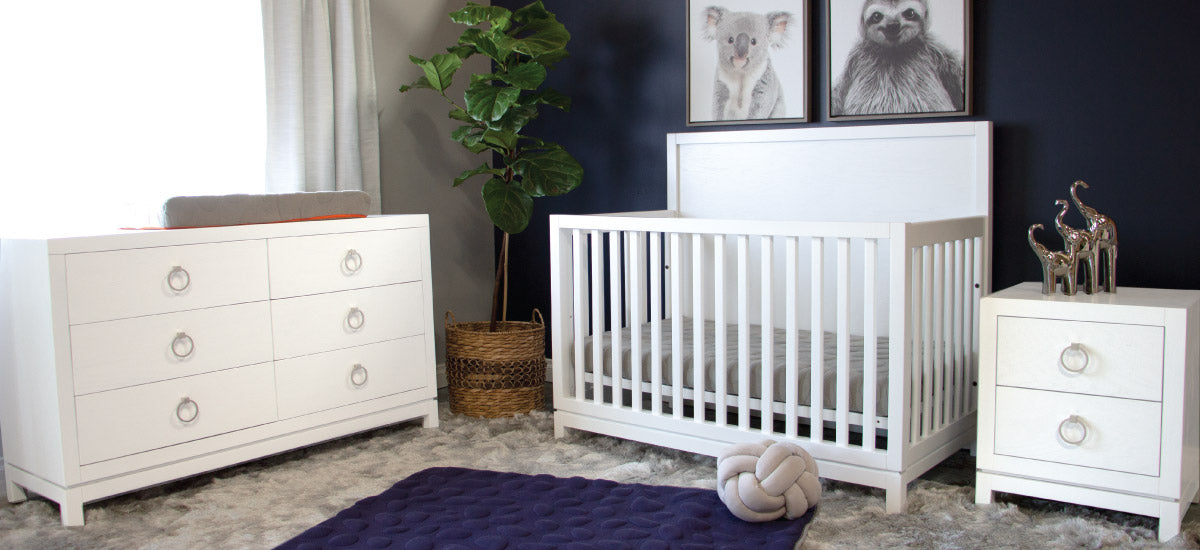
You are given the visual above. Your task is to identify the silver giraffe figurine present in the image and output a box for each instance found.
[1028,223,1077,295]
[1054,199,1098,294]
[1070,180,1118,293]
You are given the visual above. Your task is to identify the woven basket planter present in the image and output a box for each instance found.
[445,310,546,417]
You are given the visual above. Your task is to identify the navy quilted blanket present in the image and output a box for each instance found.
[275,467,814,549]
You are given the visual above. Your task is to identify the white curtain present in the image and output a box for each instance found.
[262,0,381,213]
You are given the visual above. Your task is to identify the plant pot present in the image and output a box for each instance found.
[444,310,546,417]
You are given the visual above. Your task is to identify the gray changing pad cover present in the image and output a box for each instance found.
[160,191,371,228]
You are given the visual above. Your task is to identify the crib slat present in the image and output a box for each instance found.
[909,246,923,443]
[949,239,961,423]
[737,235,750,431]
[624,232,632,327]
[810,237,825,444]
[670,233,684,418]
[784,237,799,439]
[692,234,706,423]
[650,232,663,416]
[714,234,727,426]
[922,245,935,438]
[572,229,587,401]
[610,231,624,409]
[836,238,850,446]
[761,236,775,435]
[629,231,644,413]
[590,230,604,404]
[964,236,974,413]
[863,238,878,452]
[932,243,944,431]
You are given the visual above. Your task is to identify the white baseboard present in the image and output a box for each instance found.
[436,358,553,389]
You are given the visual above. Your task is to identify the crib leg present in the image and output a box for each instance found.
[884,476,907,513]
[554,421,567,439]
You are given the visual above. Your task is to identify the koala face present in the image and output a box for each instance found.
[860,0,928,47]
[703,7,790,73]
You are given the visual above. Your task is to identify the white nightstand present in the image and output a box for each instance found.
[975,282,1200,542]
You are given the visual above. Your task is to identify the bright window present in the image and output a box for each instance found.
[1,2,265,233]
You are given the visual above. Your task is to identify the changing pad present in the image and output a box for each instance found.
[160,190,371,228]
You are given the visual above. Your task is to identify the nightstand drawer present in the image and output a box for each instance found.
[995,316,1164,401]
[275,336,428,419]
[74,362,277,465]
[993,386,1161,476]
[267,229,423,299]
[64,240,269,325]
[70,301,274,395]
[270,283,425,360]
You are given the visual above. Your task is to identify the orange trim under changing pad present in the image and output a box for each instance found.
[123,213,367,231]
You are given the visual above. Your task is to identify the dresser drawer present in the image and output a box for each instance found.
[995,316,1164,401]
[70,302,274,395]
[270,283,425,360]
[267,229,424,299]
[992,386,1161,476]
[74,362,277,465]
[65,240,269,324]
[275,337,428,419]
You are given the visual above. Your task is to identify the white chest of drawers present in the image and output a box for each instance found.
[975,282,1200,542]
[0,215,439,525]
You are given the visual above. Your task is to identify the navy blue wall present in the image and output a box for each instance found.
[489,0,1200,328]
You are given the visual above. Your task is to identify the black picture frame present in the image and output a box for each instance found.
[827,0,971,121]
[687,0,810,126]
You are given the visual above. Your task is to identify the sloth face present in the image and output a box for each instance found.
[860,0,927,47]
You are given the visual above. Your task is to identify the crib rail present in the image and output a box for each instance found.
[549,212,986,462]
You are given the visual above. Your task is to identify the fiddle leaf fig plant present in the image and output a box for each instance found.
[400,1,581,236]
[401,1,581,327]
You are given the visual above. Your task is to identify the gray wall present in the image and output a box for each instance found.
[370,0,495,370]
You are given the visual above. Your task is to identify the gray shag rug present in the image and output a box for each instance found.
[2,400,1199,549]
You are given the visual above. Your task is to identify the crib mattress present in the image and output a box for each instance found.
[583,318,890,415]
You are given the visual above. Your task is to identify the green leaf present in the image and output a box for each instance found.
[458,28,509,62]
[448,107,473,123]
[445,44,475,60]
[492,104,538,134]
[449,4,511,29]
[482,177,534,234]
[465,81,520,122]
[399,75,432,94]
[512,2,552,25]
[409,53,462,93]
[454,162,503,187]
[523,88,570,111]
[481,129,518,152]
[512,144,583,197]
[451,127,491,154]
[510,18,570,60]
[499,62,546,90]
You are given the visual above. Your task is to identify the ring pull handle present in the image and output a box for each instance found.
[1057,415,1088,445]
[167,266,191,292]
[171,332,195,359]
[350,364,368,387]
[346,307,366,331]
[176,397,200,424]
[1059,343,1090,373]
[343,249,363,274]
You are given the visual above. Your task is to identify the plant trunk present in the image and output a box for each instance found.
[489,231,510,331]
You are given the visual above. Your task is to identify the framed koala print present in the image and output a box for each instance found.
[687,0,810,125]
[827,0,972,120]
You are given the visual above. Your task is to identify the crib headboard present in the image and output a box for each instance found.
[667,121,992,223]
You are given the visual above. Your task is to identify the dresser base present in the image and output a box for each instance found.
[976,470,1195,542]
[5,397,438,526]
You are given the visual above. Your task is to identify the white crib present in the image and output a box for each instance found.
[549,121,992,512]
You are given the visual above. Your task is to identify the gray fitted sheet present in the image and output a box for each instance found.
[583,317,890,415]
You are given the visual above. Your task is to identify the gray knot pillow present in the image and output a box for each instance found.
[717,439,822,522]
